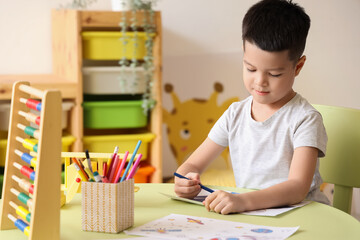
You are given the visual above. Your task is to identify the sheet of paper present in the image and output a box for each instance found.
[160,190,311,216]
[125,213,299,240]
[160,192,204,205]
[241,201,311,216]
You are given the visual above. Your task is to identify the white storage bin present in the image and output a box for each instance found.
[83,66,146,95]
[30,101,74,130]
[1,101,74,131]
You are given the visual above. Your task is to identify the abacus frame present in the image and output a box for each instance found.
[0,81,62,240]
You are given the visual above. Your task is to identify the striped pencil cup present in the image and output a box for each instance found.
[81,178,134,233]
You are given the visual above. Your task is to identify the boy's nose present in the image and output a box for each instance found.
[255,74,268,86]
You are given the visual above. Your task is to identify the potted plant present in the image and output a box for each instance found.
[60,0,157,115]
[118,0,158,115]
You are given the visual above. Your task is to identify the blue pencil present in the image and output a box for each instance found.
[174,172,214,193]
[120,140,142,182]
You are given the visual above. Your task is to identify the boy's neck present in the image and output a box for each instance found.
[251,91,296,122]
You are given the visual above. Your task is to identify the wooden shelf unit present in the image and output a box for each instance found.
[51,10,163,183]
[0,75,77,100]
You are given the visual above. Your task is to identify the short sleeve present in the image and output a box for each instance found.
[208,107,231,147]
[293,110,327,157]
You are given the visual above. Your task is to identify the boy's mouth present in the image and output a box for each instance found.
[255,90,269,96]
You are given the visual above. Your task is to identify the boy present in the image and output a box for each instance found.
[174,0,330,215]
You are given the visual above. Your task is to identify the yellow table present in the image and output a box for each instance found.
[1,183,360,239]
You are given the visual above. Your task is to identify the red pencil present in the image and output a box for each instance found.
[113,151,129,183]
[109,155,120,183]
[103,162,107,177]
[106,146,119,179]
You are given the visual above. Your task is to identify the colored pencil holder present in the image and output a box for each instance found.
[81,179,134,233]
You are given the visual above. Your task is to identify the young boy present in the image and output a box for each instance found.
[174,0,330,215]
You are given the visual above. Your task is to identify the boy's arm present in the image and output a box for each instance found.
[174,137,226,198]
[204,146,318,214]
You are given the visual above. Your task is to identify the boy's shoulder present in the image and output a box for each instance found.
[289,94,319,115]
[224,95,252,116]
[229,95,252,109]
[285,94,324,126]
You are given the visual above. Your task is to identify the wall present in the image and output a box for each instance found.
[1,1,359,107]
[0,0,359,218]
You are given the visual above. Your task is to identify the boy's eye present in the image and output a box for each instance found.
[269,73,282,77]
[247,68,256,72]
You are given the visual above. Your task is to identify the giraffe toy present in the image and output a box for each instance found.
[163,82,239,186]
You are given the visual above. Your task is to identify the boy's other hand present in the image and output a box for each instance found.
[203,190,246,215]
[174,172,202,199]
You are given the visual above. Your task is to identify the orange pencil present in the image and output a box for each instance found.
[111,155,125,183]
[72,158,88,181]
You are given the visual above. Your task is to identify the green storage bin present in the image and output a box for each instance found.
[83,100,147,129]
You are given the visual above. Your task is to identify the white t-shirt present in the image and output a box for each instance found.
[208,94,330,204]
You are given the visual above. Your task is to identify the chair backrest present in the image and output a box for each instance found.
[313,104,360,213]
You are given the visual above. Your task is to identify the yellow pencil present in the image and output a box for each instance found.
[84,168,94,181]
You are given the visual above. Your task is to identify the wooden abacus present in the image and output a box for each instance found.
[0,81,62,240]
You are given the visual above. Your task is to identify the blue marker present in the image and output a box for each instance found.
[120,140,142,182]
[174,172,214,193]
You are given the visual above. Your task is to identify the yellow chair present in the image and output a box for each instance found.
[313,104,360,213]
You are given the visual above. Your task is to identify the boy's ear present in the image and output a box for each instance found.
[295,55,306,76]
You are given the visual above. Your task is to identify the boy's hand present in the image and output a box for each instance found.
[174,172,202,199]
[203,190,246,215]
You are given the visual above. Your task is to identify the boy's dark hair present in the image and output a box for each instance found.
[242,0,310,62]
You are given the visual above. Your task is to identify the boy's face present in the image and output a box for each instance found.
[243,41,305,108]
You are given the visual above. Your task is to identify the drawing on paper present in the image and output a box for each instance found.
[125,213,299,240]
